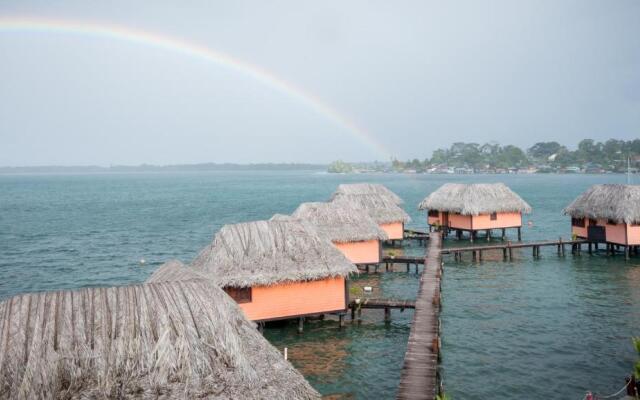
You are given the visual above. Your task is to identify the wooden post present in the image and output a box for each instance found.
[470,231,475,243]
[594,242,599,251]
[472,251,477,262]
[297,317,304,334]
[384,307,391,322]
[339,314,345,328]
[532,246,536,258]
[486,229,491,241]
[517,227,522,241]
[588,242,592,254]
[478,250,483,261]
[351,306,355,320]
[501,228,506,240]
[625,246,630,260]
[366,265,370,273]
[406,263,410,272]
[508,241,513,260]
[502,248,507,260]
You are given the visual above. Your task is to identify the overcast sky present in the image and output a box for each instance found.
[1,0,639,166]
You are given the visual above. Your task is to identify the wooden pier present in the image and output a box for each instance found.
[441,238,587,261]
[404,228,430,243]
[397,232,442,400]
[348,298,416,321]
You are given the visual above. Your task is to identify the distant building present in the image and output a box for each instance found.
[418,183,532,241]
[564,184,640,258]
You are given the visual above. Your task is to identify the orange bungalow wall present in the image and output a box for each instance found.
[428,211,522,230]
[236,277,347,322]
[571,218,640,245]
[380,222,404,240]
[334,239,381,264]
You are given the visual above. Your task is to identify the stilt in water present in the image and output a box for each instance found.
[486,230,491,242]
[339,313,345,328]
[470,230,475,243]
[297,317,304,334]
[501,228,506,241]
[588,242,592,254]
[517,227,522,241]
[384,307,391,322]
[502,248,507,260]
[478,250,483,261]
[625,245,630,260]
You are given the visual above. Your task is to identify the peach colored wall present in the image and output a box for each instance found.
[238,277,346,322]
[428,215,440,226]
[627,225,640,245]
[471,212,522,230]
[334,239,381,264]
[571,219,589,239]
[380,222,404,240]
[605,221,628,245]
[448,213,472,230]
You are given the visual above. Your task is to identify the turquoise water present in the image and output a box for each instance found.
[1,172,638,399]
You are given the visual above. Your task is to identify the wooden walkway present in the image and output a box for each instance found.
[404,228,430,243]
[397,232,442,400]
[441,238,587,261]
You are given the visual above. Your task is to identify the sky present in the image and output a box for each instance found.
[0,0,639,166]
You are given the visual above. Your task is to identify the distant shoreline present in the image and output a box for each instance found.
[0,163,327,174]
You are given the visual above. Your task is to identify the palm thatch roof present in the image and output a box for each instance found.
[564,184,640,224]
[0,280,320,399]
[291,202,388,243]
[146,259,206,283]
[191,219,358,288]
[330,183,404,204]
[331,194,411,224]
[418,183,532,215]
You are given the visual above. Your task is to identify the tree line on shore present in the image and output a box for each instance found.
[329,139,640,173]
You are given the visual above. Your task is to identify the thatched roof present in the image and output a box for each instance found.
[0,281,320,399]
[418,183,532,215]
[331,194,411,224]
[191,219,357,288]
[292,202,388,243]
[564,184,640,224]
[330,183,404,204]
[146,259,206,283]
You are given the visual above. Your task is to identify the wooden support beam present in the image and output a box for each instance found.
[297,317,304,334]
[517,227,522,241]
[384,307,391,322]
[339,314,345,328]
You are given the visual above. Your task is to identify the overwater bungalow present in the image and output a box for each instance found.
[291,201,388,265]
[564,184,640,258]
[0,280,320,399]
[191,219,357,323]
[331,194,411,241]
[418,183,532,241]
[330,183,404,204]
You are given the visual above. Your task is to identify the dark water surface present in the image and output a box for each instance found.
[1,171,638,399]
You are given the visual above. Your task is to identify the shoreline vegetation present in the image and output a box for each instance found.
[330,139,640,174]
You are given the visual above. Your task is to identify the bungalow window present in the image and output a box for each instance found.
[571,218,585,228]
[490,212,497,221]
[428,210,439,217]
[224,287,252,304]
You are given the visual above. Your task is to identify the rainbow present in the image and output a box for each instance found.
[0,16,390,158]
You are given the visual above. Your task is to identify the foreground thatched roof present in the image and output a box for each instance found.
[564,184,640,224]
[292,202,388,243]
[418,183,532,215]
[331,194,411,224]
[0,281,320,399]
[330,183,404,204]
[191,219,358,288]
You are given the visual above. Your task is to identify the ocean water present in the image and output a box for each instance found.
[0,171,638,399]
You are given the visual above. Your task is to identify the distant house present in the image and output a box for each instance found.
[330,183,404,204]
[564,184,640,257]
[331,194,411,241]
[292,201,388,265]
[190,219,357,322]
[0,279,320,399]
[418,183,532,241]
